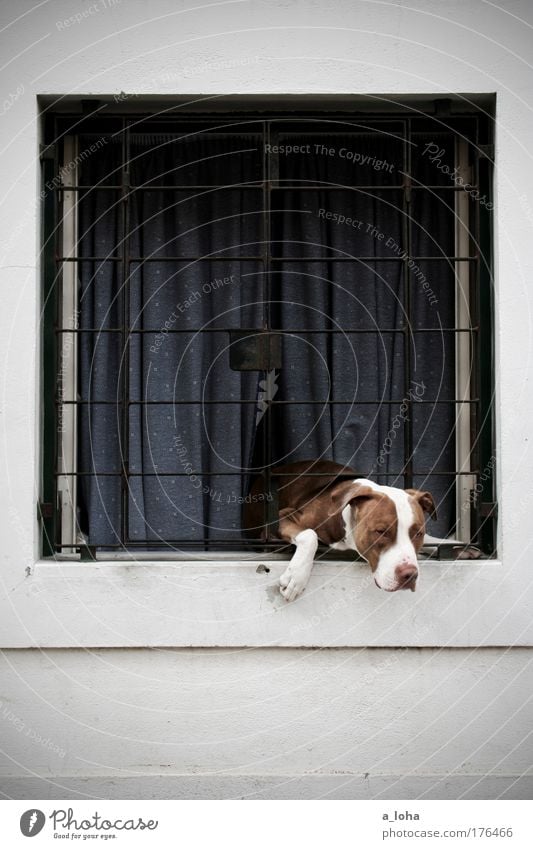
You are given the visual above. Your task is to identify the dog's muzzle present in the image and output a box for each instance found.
[375,564,418,592]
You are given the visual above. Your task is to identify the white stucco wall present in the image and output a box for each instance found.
[1,0,532,798]
[1,647,531,799]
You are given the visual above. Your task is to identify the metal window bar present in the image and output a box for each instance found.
[56,136,79,553]
[44,110,494,557]
[455,136,474,540]
[120,119,131,551]
[402,121,413,490]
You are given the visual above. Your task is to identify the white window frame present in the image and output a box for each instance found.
[3,99,519,651]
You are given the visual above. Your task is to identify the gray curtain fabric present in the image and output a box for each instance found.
[77,128,456,548]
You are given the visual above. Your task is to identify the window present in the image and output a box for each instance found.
[40,102,495,559]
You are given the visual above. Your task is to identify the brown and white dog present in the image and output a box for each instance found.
[244,460,437,602]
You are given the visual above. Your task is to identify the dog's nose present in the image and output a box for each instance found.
[395,564,418,590]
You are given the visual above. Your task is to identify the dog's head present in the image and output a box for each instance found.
[329,479,437,592]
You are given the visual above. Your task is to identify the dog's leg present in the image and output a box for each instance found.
[423,533,482,559]
[279,529,319,601]
[278,518,319,601]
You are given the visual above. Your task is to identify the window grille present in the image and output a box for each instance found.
[40,104,495,559]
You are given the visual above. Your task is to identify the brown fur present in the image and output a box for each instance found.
[243,460,357,544]
[244,460,436,568]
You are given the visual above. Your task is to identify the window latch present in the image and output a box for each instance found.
[229,330,282,371]
[39,143,56,162]
[477,143,494,161]
[479,501,497,519]
[37,501,53,520]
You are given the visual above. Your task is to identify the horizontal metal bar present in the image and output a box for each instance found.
[58,256,122,262]
[54,470,483,477]
[54,183,265,192]
[269,184,476,192]
[57,398,479,405]
[50,541,485,555]
[53,113,480,130]
[53,543,285,551]
[52,110,480,121]
[53,183,478,193]
[55,327,478,334]
[57,255,265,262]
[57,255,477,263]
[270,256,477,262]
[53,541,277,549]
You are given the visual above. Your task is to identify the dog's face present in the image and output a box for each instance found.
[331,479,437,592]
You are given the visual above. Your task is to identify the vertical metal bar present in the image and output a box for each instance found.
[469,147,481,542]
[57,136,79,554]
[470,134,481,544]
[471,117,495,550]
[41,118,59,556]
[402,119,413,490]
[50,127,63,551]
[53,127,62,554]
[263,120,273,541]
[120,119,130,546]
[455,136,475,540]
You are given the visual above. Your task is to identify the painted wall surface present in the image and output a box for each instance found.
[1,648,532,799]
[0,0,532,798]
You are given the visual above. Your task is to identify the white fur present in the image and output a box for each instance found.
[354,479,418,591]
[279,528,319,601]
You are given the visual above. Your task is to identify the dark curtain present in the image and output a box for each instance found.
[78,132,264,546]
[77,127,456,547]
[270,132,456,535]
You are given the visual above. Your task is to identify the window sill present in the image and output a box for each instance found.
[2,558,530,649]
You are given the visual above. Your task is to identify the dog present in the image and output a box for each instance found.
[244,460,437,601]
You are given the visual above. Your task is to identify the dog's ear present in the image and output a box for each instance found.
[329,480,376,516]
[406,489,438,521]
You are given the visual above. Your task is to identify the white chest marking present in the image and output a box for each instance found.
[330,504,356,551]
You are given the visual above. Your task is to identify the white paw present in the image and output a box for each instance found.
[279,565,310,602]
